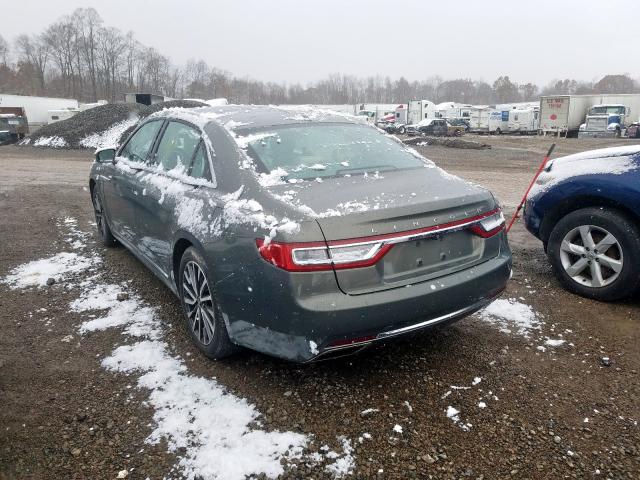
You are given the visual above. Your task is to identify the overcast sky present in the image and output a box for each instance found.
[3,0,638,86]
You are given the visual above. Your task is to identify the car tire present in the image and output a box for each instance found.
[92,189,117,247]
[398,126,406,134]
[179,247,238,359]
[547,207,640,301]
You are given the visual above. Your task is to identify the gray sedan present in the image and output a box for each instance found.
[89,105,511,362]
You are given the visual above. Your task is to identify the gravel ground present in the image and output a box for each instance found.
[0,137,639,479]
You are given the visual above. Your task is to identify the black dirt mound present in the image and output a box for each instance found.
[23,103,139,149]
[23,100,208,149]
[403,136,492,150]
[117,100,208,144]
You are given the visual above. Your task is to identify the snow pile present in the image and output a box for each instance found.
[477,298,542,338]
[2,252,99,289]
[79,116,140,150]
[33,136,68,148]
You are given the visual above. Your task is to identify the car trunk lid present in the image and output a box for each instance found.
[269,167,502,294]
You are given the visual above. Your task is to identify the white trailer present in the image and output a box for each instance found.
[0,94,79,125]
[407,100,437,124]
[435,102,474,120]
[467,107,491,133]
[508,107,540,134]
[466,107,509,134]
[354,103,399,123]
[539,94,640,136]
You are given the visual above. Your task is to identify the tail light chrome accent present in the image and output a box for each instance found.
[257,207,503,272]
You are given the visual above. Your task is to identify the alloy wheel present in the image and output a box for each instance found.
[559,225,623,288]
[93,192,105,237]
[182,261,216,345]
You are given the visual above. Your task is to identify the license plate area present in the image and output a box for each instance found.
[382,231,479,282]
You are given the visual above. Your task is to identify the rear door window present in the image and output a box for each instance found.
[119,120,163,163]
[155,121,201,172]
[189,142,212,181]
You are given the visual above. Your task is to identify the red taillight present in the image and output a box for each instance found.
[256,208,504,272]
[468,210,505,238]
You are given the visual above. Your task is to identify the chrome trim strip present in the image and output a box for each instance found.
[291,211,504,266]
[375,300,486,339]
[317,296,494,357]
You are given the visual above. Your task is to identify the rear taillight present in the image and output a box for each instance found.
[256,239,392,272]
[257,208,504,272]
[468,210,505,238]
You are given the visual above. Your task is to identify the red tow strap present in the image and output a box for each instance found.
[506,143,556,233]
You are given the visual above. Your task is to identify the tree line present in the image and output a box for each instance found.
[0,8,639,106]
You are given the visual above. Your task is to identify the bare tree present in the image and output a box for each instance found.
[0,34,8,66]
[15,34,49,93]
[97,26,127,101]
[74,8,103,101]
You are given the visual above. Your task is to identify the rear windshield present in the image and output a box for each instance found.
[241,123,426,180]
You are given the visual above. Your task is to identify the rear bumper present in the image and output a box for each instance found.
[225,247,512,362]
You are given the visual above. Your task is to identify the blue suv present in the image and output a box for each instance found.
[524,145,640,301]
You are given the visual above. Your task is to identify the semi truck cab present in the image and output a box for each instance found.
[578,104,630,138]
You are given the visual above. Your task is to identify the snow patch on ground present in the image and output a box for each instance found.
[2,252,99,289]
[446,406,471,431]
[544,338,566,347]
[33,136,68,148]
[103,341,307,480]
[477,298,542,338]
[6,217,356,479]
[324,436,355,477]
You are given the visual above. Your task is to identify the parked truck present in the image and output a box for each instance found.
[407,100,437,124]
[0,107,29,144]
[539,94,640,136]
[578,103,640,138]
[0,94,78,126]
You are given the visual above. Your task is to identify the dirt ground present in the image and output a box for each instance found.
[1,136,639,480]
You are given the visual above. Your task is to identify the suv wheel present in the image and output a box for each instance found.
[179,247,238,359]
[92,189,117,247]
[547,207,640,301]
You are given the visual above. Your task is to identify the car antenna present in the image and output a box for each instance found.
[506,143,556,233]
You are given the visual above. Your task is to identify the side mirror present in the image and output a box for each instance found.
[95,148,116,163]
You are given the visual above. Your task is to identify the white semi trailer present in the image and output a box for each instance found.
[0,94,79,125]
[407,100,437,124]
[539,94,640,136]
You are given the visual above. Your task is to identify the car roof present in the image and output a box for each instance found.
[149,104,363,130]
